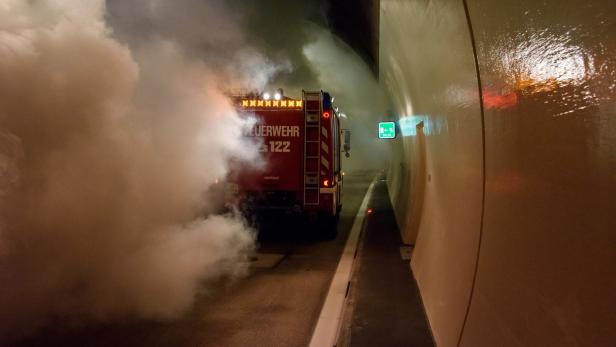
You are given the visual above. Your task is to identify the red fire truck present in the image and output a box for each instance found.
[228,90,348,237]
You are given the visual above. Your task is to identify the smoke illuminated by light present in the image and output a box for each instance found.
[0,0,292,341]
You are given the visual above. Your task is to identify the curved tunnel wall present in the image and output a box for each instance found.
[380,0,616,346]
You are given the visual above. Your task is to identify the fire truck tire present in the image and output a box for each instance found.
[321,214,339,240]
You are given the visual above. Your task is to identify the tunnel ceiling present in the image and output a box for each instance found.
[328,0,380,72]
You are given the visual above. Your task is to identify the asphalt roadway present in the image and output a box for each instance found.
[15,170,376,347]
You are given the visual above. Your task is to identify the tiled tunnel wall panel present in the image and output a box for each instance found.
[381,0,616,346]
[380,1,484,346]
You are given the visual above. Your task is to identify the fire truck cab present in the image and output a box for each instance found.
[230,90,344,236]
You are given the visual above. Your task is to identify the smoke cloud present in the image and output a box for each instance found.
[0,0,387,341]
[303,26,390,172]
[0,0,284,340]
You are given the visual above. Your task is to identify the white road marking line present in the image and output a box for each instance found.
[309,176,378,347]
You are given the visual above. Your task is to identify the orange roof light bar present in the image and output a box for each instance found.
[239,99,303,109]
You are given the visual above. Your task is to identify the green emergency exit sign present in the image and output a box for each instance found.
[378,122,396,139]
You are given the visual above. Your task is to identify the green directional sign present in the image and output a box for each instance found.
[378,122,396,139]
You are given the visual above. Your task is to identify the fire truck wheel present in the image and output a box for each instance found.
[321,215,339,240]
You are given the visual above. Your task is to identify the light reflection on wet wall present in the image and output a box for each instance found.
[462,1,616,346]
[381,0,616,346]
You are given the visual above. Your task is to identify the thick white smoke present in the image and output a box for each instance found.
[0,0,280,340]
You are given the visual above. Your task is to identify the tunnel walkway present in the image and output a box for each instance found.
[338,178,434,347]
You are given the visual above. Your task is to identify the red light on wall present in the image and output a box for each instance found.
[483,89,518,110]
[323,111,330,119]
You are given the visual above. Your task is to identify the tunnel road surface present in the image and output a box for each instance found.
[16,170,377,347]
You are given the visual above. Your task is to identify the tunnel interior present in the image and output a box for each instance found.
[337,0,616,346]
[294,0,616,345]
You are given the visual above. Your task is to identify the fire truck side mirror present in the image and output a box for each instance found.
[343,129,351,158]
